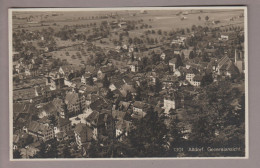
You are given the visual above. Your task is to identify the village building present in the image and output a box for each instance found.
[192,75,203,87]
[216,55,240,77]
[185,68,198,83]
[97,65,115,79]
[128,61,139,72]
[65,91,85,117]
[115,119,132,141]
[85,110,99,140]
[74,123,93,156]
[235,49,244,73]
[169,58,178,72]
[54,117,71,140]
[132,101,148,119]
[163,96,176,115]
[160,53,166,60]
[26,121,55,142]
[81,73,92,85]
[219,34,229,41]
[46,71,65,90]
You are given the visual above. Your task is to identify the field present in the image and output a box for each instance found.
[12,9,245,66]
[13,9,244,31]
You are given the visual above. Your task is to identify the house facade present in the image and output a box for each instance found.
[27,121,55,142]
[65,92,85,117]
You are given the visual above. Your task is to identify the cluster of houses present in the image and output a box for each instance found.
[12,17,245,158]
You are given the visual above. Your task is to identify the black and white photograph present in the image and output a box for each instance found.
[9,7,248,160]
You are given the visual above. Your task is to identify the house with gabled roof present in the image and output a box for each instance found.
[185,68,199,83]
[132,101,149,119]
[54,117,71,140]
[46,71,65,90]
[97,65,116,79]
[217,55,239,77]
[74,123,93,149]
[59,65,82,77]
[118,101,131,112]
[27,121,55,142]
[85,65,96,74]
[112,110,126,122]
[115,119,132,141]
[192,75,203,87]
[163,93,180,115]
[85,109,114,140]
[81,73,93,85]
[65,91,85,117]
[128,61,139,72]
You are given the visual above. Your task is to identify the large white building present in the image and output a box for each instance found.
[163,97,176,115]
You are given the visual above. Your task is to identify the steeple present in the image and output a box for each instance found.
[235,49,237,64]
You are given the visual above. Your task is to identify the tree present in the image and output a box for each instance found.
[46,140,59,158]
[135,86,142,101]
[189,116,215,146]
[167,116,186,156]
[201,73,213,86]
[125,91,133,101]
[102,75,110,89]
[157,29,162,35]
[34,141,48,158]
[128,106,168,157]
[62,146,73,158]
[106,89,114,100]
[189,50,195,59]
[131,53,135,62]
[141,57,149,71]
[151,53,160,65]
[202,52,210,62]
[13,149,22,158]
[48,114,57,126]
[186,28,190,34]
[154,78,162,93]
[88,76,94,86]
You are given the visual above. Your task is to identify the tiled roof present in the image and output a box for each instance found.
[169,58,178,64]
[120,84,136,97]
[90,98,108,111]
[74,123,93,143]
[86,111,99,125]
[82,73,92,78]
[52,98,65,112]
[38,116,52,124]
[112,110,126,120]
[154,106,164,114]
[74,123,86,135]
[133,101,148,109]
[13,103,35,114]
[65,92,79,105]
[85,65,96,74]
[28,121,50,134]
[58,117,71,127]
[118,101,131,111]
[186,68,199,74]
[115,119,131,132]
[100,65,115,73]
[97,113,112,125]
[226,62,240,74]
[218,55,231,68]
[60,65,82,74]
[42,102,57,115]
[193,75,204,82]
